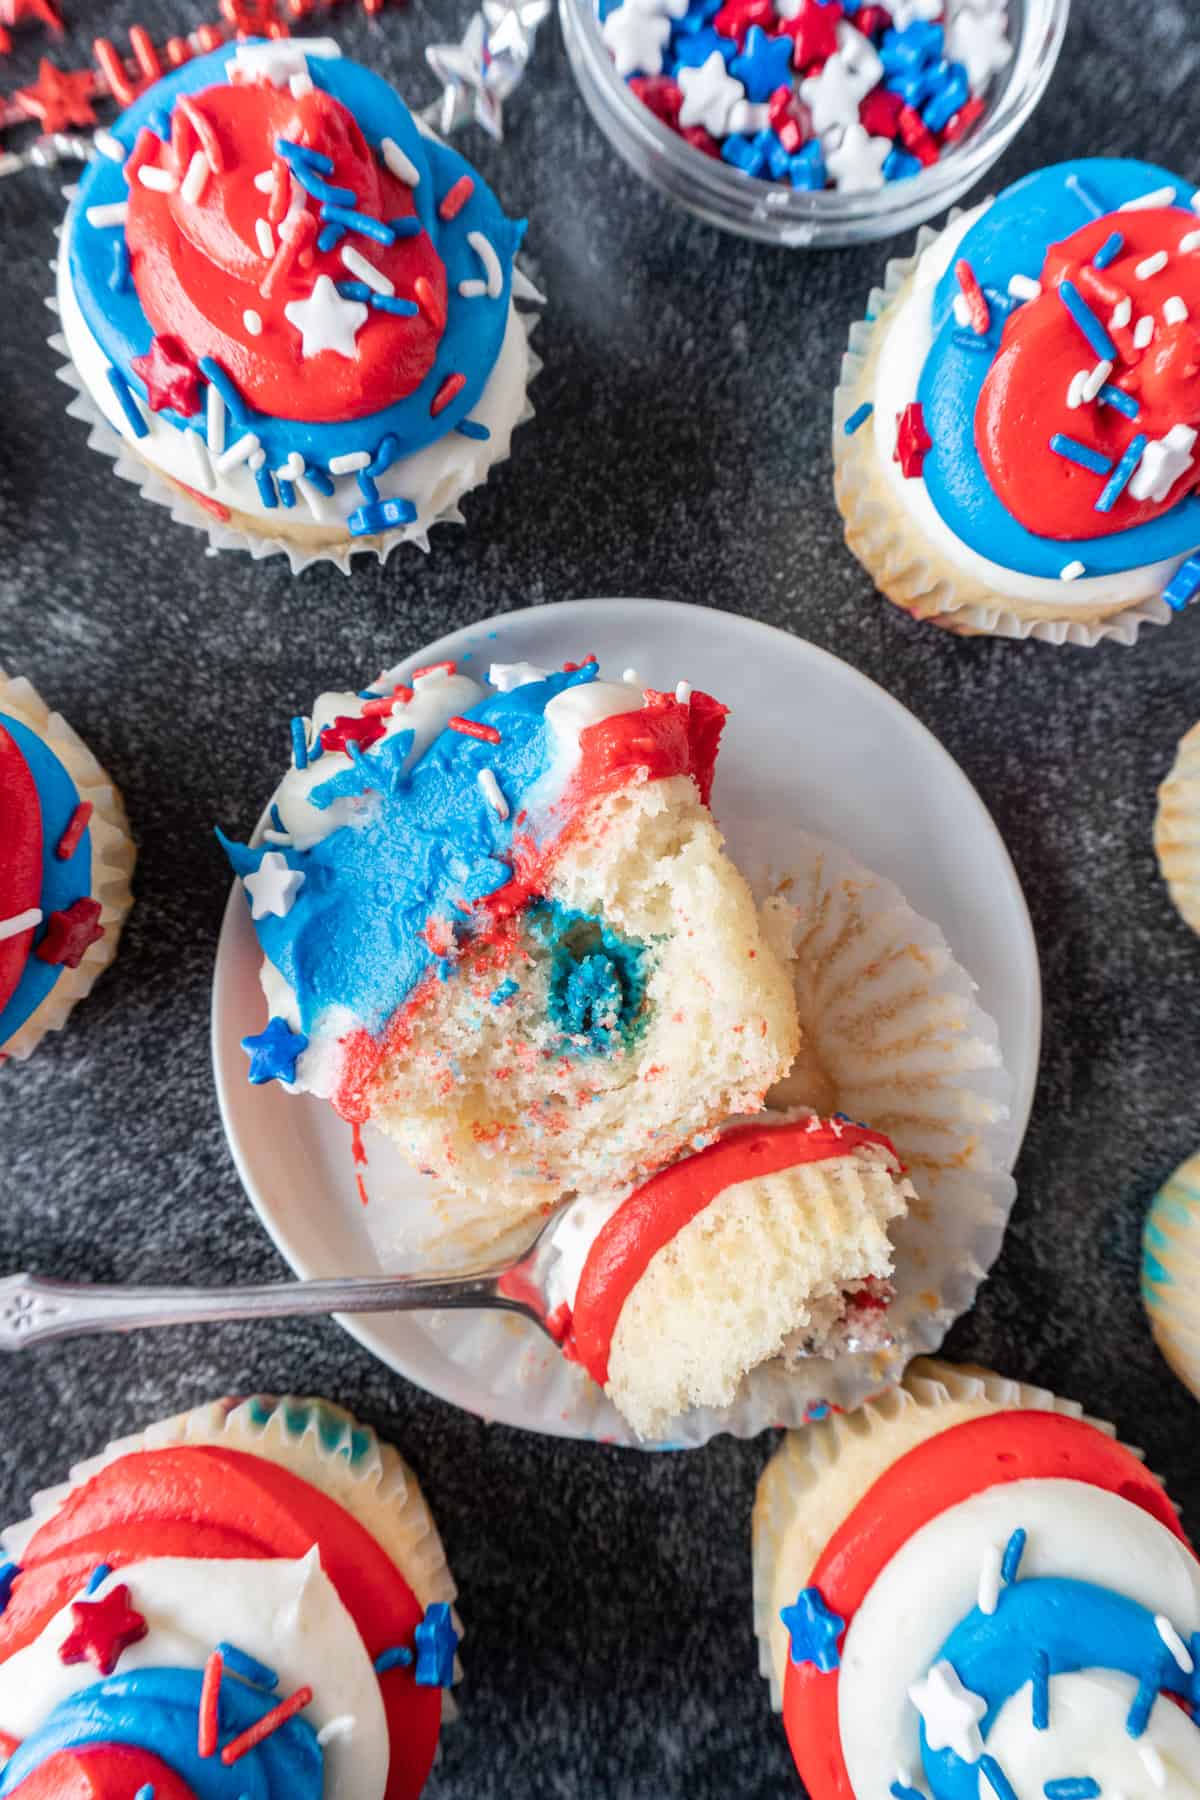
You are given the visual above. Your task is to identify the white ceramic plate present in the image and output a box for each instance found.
[212,598,1041,1440]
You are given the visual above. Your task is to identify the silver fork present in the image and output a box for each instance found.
[0,1209,569,1351]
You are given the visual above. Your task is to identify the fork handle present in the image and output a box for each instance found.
[0,1268,510,1350]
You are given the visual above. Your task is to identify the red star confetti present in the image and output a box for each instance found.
[131,334,204,416]
[35,897,104,969]
[894,402,933,480]
[320,713,387,756]
[13,57,95,130]
[58,1584,148,1676]
[0,0,63,34]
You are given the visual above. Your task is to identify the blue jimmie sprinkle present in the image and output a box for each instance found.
[303,462,335,497]
[1126,1659,1166,1737]
[1000,1527,1027,1585]
[386,216,423,239]
[1098,383,1139,419]
[317,222,346,253]
[1095,432,1147,513]
[134,1786,155,1800]
[1032,1648,1050,1729]
[106,365,148,439]
[843,402,874,437]
[86,1563,113,1595]
[979,1756,1019,1800]
[1058,280,1118,361]
[108,237,130,292]
[780,1586,844,1673]
[490,978,519,1005]
[218,1642,279,1690]
[414,1603,459,1687]
[290,163,356,208]
[1044,1782,1101,1800]
[890,1786,924,1800]
[147,106,172,140]
[291,717,309,771]
[456,418,491,441]
[1066,171,1106,218]
[347,496,417,536]
[0,1562,21,1614]
[336,280,373,302]
[270,802,286,835]
[368,294,420,317]
[1163,552,1200,610]
[356,470,380,504]
[374,1645,414,1674]
[1050,434,1112,476]
[198,356,245,426]
[320,203,395,244]
[367,433,401,478]
[278,478,297,510]
[275,139,334,176]
[254,463,279,510]
[1093,229,1125,269]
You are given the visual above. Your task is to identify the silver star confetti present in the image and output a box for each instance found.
[423,1,548,143]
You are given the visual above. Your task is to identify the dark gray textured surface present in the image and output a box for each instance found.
[2,1,1200,1793]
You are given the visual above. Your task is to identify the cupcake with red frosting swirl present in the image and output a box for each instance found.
[56,37,538,569]
[0,1395,459,1799]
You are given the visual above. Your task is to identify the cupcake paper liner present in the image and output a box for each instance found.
[1142,1150,1200,1405]
[0,669,136,1063]
[1155,721,1200,935]
[1,1393,461,1708]
[750,1358,1116,1708]
[833,220,1175,649]
[357,830,1017,1450]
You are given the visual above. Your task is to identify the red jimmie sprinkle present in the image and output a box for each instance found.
[221,1686,314,1766]
[447,716,501,744]
[176,93,225,173]
[894,402,933,479]
[430,372,467,417]
[198,1649,223,1758]
[438,174,475,221]
[954,258,990,335]
[129,24,162,82]
[412,662,456,680]
[55,801,93,861]
[93,36,144,107]
[413,276,445,333]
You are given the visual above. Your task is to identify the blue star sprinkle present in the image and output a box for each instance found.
[414,1602,459,1687]
[729,26,793,101]
[0,1562,20,1615]
[241,1017,309,1086]
[780,1586,845,1672]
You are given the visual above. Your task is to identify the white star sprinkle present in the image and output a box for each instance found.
[945,8,1012,93]
[1129,424,1197,504]
[799,53,863,137]
[284,275,368,361]
[907,1661,987,1764]
[825,123,892,194]
[835,22,884,101]
[677,51,746,135]
[889,0,941,25]
[243,851,306,921]
[601,1,670,75]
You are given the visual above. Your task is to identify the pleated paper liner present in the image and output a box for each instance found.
[750,1359,1113,1709]
[1156,721,1200,935]
[0,670,135,1063]
[1143,1150,1200,1405]
[358,829,1017,1449]
[1,1394,461,1709]
[833,218,1175,648]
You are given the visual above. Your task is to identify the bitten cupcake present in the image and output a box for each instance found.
[835,157,1200,644]
[753,1360,1200,1797]
[57,37,537,569]
[219,653,799,1213]
[0,1394,459,1798]
[0,670,134,1063]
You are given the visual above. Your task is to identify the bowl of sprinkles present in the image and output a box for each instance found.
[559,0,1070,245]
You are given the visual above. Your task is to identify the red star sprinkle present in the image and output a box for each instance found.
[58,1584,148,1676]
[14,57,96,131]
[320,713,387,755]
[894,403,933,480]
[776,0,842,70]
[0,0,63,33]
[35,897,105,970]
[130,335,204,417]
[712,0,773,48]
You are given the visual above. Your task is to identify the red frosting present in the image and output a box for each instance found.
[124,81,445,421]
[0,1444,441,1800]
[0,723,42,1018]
[565,1118,897,1386]
[781,1409,1195,1800]
[8,1745,197,1799]
[978,210,1200,539]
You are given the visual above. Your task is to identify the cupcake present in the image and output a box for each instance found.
[219,654,799,1213]
[545,1111,914,1441]
[753,1360,1200,1796]
[835,157,1200,644]
[56,36,537,570]
[1156,720,1200,934]
[0,1394,459,1798]
[1143,1148,1200,1404]
[0,670,134,1063]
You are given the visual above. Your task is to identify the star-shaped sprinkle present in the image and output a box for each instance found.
[835,22,884,97]
[894,401,933,478]
[14,58,96,133]
[908,1660,987,1763]
[130,334,203,417]
[729,26,793,101]
[1,0,63,32]
[242,1016,309,1086]
[602,1,671,77]
[1129,424,1197,504]
[284,275,368,361]
[481,0,552,57]
[59,1584,148,1676]
[780,1586,845,1673]
[242,851,305,921]
[34,898,104,969]
[677,49,746,134]
[890,0,941,25]
[319,712,388,756]
[945,7,1012,93]
[799,53,861,135]
[826,121,891,193]
[425,12,516,142]
[414,1603,459,1688]
[774,0,841,64]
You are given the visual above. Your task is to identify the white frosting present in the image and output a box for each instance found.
[837,1477,1200,1796]
[0,1552,389,1798]
[870,203,1199,609]
[57,214,531,543]
[544,1187,631,1315]
[226,38,340,86]
[982,1670,1200,1799]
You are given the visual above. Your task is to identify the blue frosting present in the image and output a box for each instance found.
[0,1667,322,1798]
[220,666,605,1044]
[532,901,648,1056]
[917,158,1200,579]
[68,43,524,482]
[0,711,93,1049]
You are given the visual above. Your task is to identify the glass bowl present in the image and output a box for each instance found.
[559,0,1071,246]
